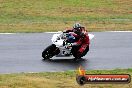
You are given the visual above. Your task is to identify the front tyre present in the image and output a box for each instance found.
[42,44,58,60]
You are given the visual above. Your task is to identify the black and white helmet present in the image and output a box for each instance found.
[73,23,82,35]
[73,23,82,29]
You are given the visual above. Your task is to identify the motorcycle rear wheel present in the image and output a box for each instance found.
[71,45,81,59]
[71,45,89,60]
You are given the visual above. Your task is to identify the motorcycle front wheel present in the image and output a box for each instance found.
[42,44,59,60]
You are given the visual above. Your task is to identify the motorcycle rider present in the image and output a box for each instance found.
[64,23,90,58]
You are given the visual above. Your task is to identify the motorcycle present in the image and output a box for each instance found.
[42,31,94,60]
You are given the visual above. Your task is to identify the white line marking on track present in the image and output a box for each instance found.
[45,31,132,33]
[0,33,15,34]
[0,31,131,34]
[107,31,132,32]
[45,31,62,33]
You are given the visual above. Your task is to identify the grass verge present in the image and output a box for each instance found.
[0,0,131,32]
[0,69,132,88]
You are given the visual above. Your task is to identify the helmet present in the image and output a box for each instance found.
[73,23,82,35]
[73,23,82,29]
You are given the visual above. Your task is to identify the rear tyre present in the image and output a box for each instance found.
[81,46,89,57]
[42,44,59,60]
[71,45,89,60]
[71,45,81,59]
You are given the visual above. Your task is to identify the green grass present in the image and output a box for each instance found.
[0,0,131,32]
[0,69,132,88]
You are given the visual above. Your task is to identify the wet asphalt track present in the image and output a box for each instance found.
[0,32,132,73]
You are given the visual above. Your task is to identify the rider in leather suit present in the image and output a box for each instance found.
[64,23,90,58]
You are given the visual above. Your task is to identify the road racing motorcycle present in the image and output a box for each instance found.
[42,31,94,60]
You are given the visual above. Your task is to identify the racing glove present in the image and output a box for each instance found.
[71,42,80,46]
[65,43,72,49]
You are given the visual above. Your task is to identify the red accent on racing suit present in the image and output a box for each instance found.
[70,32,89,53]
[64,27,90,54]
